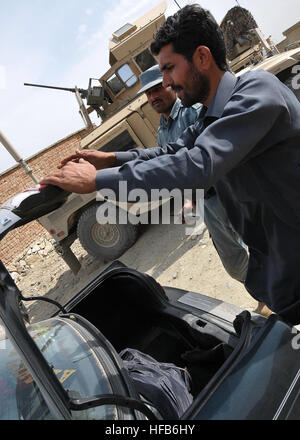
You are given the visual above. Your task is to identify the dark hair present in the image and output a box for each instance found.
[151,4,228,71]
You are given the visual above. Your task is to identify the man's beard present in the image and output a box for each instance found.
[172,66,210,107]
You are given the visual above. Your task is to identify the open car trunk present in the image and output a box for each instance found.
[1,184,298,420]
[63,262,241,404]
[3,259,297,420]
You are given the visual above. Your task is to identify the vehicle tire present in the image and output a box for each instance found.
[77,203,140,260]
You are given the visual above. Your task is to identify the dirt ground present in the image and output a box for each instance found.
[14,221,261,323]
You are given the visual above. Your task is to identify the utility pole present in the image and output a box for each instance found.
[0,131,38,183]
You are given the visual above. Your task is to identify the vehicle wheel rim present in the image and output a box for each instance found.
[91,223,120,248]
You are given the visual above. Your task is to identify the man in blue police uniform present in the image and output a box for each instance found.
[139,64,249,284]
[40,5,300,325]
[138,65,202,149]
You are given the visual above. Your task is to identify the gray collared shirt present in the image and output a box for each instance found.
[157,98,201,148]
[96,70,300,323]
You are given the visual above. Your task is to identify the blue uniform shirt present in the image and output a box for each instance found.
[157,98,201,148]
[96,70,300,324]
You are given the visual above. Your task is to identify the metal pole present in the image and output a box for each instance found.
[74,86,93,130]
[0,130,38,184]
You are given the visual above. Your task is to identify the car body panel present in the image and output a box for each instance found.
[192,315,300,420]
[0,259,299,420]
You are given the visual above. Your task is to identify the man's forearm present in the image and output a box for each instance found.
[115,148,165,166]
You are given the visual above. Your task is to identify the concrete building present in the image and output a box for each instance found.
[277,21,300,52]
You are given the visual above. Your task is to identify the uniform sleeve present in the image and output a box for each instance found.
[113,122,199,165]
[96,72,290,199]
[114,107,201,165]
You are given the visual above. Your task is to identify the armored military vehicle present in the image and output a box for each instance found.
[36,2,166,272]
[220,5,300,98]
[37,3,300,272]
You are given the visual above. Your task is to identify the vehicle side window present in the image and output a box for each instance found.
[100,130,137,152]
[134,49,157,72]
[106,64,137,95]
[117,64,137,87]
[106,73,124,95]
[103,88,113,104]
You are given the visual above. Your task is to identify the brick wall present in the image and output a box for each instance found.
[0,128,91,265]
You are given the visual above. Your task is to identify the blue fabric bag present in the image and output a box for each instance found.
[120,348,193,419]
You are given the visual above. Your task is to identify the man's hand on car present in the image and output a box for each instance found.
[39,159,98,194]
[58,149,116,170]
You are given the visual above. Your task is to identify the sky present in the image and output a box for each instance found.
[0,0,299,175]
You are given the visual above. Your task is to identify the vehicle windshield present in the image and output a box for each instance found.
[0,316,118,420]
